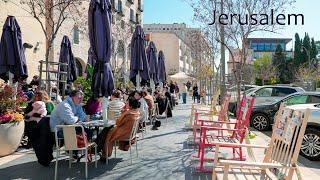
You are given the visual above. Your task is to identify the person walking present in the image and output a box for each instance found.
[181,83,187,104]
[192,84,199,103]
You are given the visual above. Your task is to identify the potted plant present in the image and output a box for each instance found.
[0,82,27,157]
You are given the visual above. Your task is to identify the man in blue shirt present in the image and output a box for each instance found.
[50,90,86,132]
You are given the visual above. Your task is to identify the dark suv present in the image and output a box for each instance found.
[229,85,305,115]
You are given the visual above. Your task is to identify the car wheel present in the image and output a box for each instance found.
[300,128,320,161]
[251,113,270,131]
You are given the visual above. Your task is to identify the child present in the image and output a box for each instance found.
[26,101,47,123]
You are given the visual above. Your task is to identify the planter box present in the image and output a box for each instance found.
[0,121,25,157]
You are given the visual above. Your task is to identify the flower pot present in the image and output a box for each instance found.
[0,121,25,157]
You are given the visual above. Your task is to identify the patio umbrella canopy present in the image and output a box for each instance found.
[88,0,114,97]
[59,35,77,83]
[0,16,28,82]
[129,25,150,87]
[146,41,158,85]
[158,50,166,83]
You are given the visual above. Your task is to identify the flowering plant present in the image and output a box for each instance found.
[0,82,27,124]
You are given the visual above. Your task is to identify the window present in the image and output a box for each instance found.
[120,20,125,28]
[285,95,308,106]
[264,43,271,51]
[251,43,258,50]
[130,9,135,22]
[271,43,277,51]
[118,0,122,13]
[257,43,264,51]
[73,26,79,44]
[255,88,273,97]
[307,95,320,103]
[274,87,297,96]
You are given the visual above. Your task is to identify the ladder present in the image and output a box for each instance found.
[39,60,68,103]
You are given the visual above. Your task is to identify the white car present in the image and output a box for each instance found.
[286,103,320,161]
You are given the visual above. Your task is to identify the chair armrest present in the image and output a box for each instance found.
[219,159,283,169]
[200,126,242,132]
[214,141,269,149]
[198,119,236,124]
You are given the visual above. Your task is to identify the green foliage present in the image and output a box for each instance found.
[253,54,277,85]
[273,45,294,84]
[74,64,93,102]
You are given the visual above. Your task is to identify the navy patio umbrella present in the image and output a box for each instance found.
[158,50,166,84]
[88,0,114,98]
[59,35,77,83]
[146,41,158,85]
[129,25,150,87]
[0,16,28,82]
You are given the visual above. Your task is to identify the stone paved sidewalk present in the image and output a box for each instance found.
[0,98,319,180]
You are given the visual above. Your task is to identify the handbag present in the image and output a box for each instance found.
[76,133,92,162]
[155,120,161,127]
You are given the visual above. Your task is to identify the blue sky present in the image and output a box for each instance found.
[144,0,320,45]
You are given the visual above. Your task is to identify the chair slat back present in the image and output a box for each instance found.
[56,125,85,150]
[233,96,255,142]
[210,89,220,112]
[264,107,310,178]
[217,93,231,122]
[130,116,140,141]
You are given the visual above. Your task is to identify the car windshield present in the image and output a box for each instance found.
[244,87,258,95]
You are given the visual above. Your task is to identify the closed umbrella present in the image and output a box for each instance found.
[129,25,149,87]
[0,16,28,82]
[88,0,114,98]
[158,50,166,84]
[146,41,158,86]
[59,35,77,83]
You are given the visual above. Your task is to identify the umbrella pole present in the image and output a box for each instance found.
[102,96,109,125]
[137,72,141,90]
[151,79,155,91]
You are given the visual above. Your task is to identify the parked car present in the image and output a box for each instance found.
[229,85,305,115]
[286,103,320,161]
[250,92,320,131]
[229,84,259,103]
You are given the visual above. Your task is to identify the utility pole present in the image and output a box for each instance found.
[220,0,226,99]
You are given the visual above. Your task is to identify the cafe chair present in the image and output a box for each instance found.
[106,118,140,165]
[54,125,97,180]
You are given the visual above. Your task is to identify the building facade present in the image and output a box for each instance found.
[143,23,212,77]
[245,38,293,60]
[0,0,143,82]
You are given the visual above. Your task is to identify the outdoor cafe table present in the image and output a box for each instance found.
[79,120,115,139]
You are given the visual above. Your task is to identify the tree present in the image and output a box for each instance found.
[302,33,311,65]
[253,54,277,85]
[311,38,318,68]
[20,0,86,90]
[273,44,293,83]
[293,33,302,67]
[111,19,134,84]
[188,0,295,104]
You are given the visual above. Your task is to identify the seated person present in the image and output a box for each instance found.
[85,96,102,120]
[143,88,154,111]
[24,91,54,148]
[50,90,91,139]
[108,90,125,121]
[100,97,140,160]
[133,90,148,124]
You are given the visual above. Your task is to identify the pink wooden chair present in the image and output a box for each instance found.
[192,93,231,145]
[196,95,254,172]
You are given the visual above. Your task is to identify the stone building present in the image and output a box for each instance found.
[0,0,143,82]
[143,23,212,77]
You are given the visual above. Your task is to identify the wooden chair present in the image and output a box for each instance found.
[212,106,310,180]
[196,96,255,172]
[186,89,220,128]
[192,93,231,145]
[54,125,97,180]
